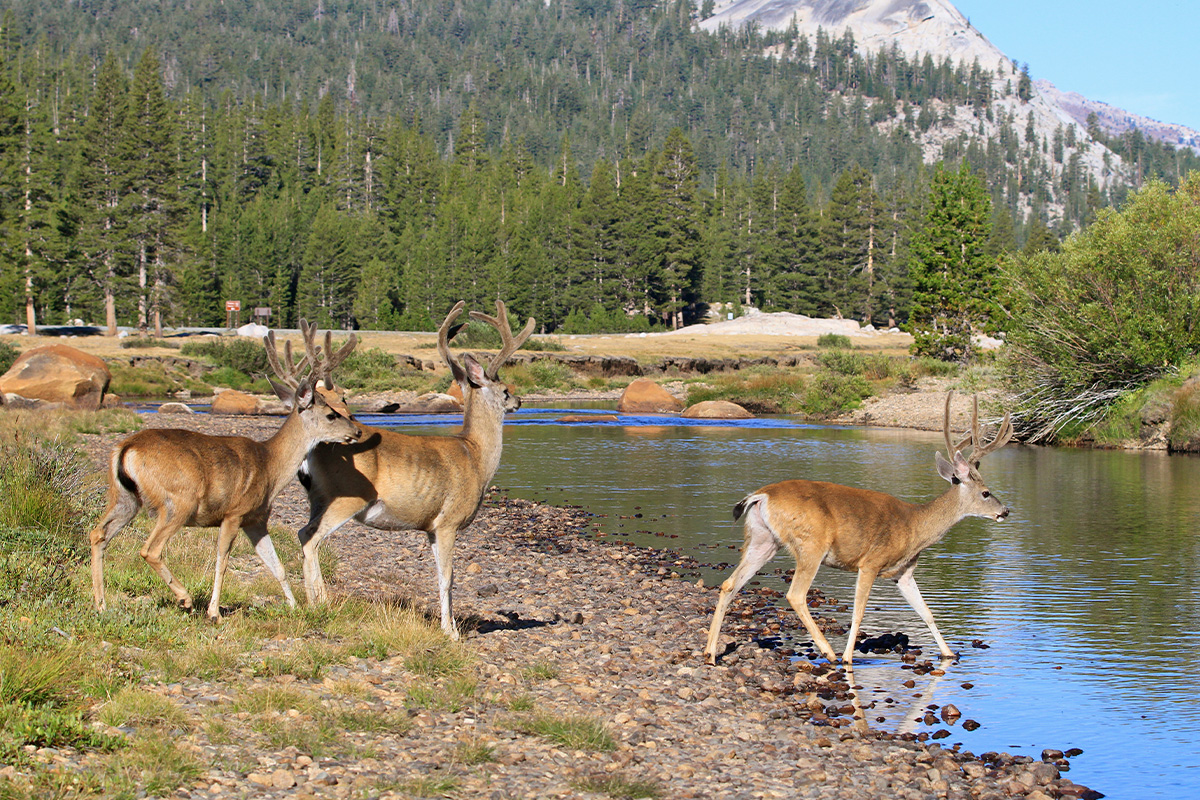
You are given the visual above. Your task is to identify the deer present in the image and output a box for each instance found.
[295,300,534,639]
[704,391,1014,665]
[89,321,363,621]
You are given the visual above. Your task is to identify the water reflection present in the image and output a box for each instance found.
[366,408,1200,799]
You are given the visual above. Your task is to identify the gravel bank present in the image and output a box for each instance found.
[63,414,1096,800]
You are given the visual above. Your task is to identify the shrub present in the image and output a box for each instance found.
[1005,175,1200,441]
[119,337,180,349]
[685,369,807,414]
[1170,380,1200,450]
[180,337,269,374]
[799,371,871,417]
[816,333,852,349]
[0,341,21,374]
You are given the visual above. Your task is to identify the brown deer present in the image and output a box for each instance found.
[296,300,534,639]
[89,322,363,620]
[704,392,1014,665]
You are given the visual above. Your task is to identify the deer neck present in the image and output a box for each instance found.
[458,391,506,482]
[262,411,312,499]
[911,486,970,551]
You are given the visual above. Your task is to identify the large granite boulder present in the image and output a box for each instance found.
[210,388,262,415]
[0,344,111,410]
[209,388,288,416]
[617,378,684,414]
[682,400,753,420]
[405,392,464,413]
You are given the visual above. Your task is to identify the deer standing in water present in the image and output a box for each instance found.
[704,392,1014,665]
[296,300,534,639]
[89,322,362,620]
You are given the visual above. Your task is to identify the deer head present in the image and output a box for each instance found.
[437,300,535,414]
[934,391,1014,521]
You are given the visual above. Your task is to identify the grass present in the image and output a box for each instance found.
[505,710,616,751]
[96,686,189,730]
[0,431,484,795]
[522,662,560,681]
[572,774,663,799]
[0,407,141,447]
[397,774,459,797]
[1170,378,1200,449]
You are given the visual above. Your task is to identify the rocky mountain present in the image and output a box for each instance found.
[699,0,1199,217]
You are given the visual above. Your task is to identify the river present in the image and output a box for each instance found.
[358,405,1200,799]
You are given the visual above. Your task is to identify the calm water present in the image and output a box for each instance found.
[359,406,1200,799]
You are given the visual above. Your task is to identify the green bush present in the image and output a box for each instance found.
[799,371,871,417]
[816,333,852,349]
[180,337,269,374]
[119,337,180,349]
[1005,175,1200,441]
[339,347,406,392]
[0,341,21,374]
[0,443,95,609]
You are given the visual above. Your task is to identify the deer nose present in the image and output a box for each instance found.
[996,507,1009,520]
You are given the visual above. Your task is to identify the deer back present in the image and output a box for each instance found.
[753,480,928,573]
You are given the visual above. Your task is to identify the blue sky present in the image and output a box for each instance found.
[953,0,1199,132]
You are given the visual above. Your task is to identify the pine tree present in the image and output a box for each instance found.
[122,48,185,336]
[770,164,821,313]
[821,164,884,322]
[0,29,22,325]
[907,162,997,360]
[651,128,701,328]
[74,54,129,334]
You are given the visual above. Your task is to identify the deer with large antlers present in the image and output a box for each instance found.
[89,321,363,620]
[704,392,1014,665]
[296,300,534,639]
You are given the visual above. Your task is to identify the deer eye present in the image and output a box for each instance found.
[982,491,991,498]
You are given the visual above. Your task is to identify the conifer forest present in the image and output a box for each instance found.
[0,0,1196,336]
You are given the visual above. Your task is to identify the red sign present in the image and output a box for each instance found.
[225,300,241,311]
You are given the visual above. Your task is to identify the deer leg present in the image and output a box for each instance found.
[139,509,194,610]
[895,567,955,659]
[704,520,779,664]
[427,525,459,640]
[244,521,297,611]
[841,567,880,664]
[783,547,838,663]
[297,496,365,605]
[88,487,142,612]
[207,517,243,621]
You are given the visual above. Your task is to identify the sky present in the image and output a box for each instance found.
[952,1,1199,132]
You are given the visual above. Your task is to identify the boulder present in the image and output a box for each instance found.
[617,378,684,414]
[236,322,270,338]
[157,402,195,415]
[682,400,753,420]
[210,389,262,415]
[0,344,111,410]
[403,392,463,413]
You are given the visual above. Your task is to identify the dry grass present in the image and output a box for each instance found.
[2,327,914,366]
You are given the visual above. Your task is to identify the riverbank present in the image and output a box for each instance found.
[57,414,1098,800]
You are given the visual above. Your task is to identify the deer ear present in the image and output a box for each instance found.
[936,451,971,484]
[935,451,956,483]
[293,380,315,410]
[462,354,487,389]
[269,378,295,405]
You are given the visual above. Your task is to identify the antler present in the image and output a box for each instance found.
[468,300,536,380]
[943,391,1013,462]
[299,320,357,390]
[264,330,311,390]
[437,301,468,384]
